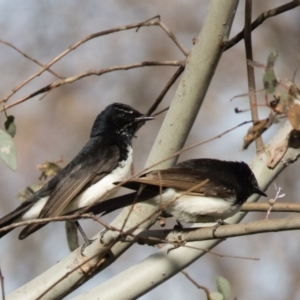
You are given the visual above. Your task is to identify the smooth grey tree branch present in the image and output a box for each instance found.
[121,215,300,246]
[241,202,300,212]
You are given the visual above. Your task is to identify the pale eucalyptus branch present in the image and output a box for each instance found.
[121,216,300,246]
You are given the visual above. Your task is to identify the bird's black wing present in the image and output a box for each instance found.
[19,138,121,239]
[119,163,237,198]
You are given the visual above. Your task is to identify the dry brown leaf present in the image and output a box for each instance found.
[242,117,274,150]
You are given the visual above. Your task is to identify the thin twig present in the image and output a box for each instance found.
[146,66,184,116]
[0,16,186,105]
[1,60,185,112]
[157,244,212,300]
[225,0,300,50]
[181,270,212,300]
[151,107,169,117]
[0,39,64,79]
[182,244,259,261]
[244,0,264,153]
[0,213,95,234]
[157,20,189,56]
[0,267,5,300]
[242,202,300,213]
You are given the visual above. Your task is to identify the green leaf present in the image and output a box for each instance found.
[216,276,231,300]
[65,221,79,252]
[4,115,16,138]
[0,129,17,171]
[263,51,279,94]
[210,292,224,300]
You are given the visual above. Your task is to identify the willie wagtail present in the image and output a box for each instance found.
[0,103,153,239]
[79,159,267,224]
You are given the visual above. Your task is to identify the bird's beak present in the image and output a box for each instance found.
[253,187,267,197]
[134,115,154,122]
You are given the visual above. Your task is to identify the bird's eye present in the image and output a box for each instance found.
[120,113,126,118]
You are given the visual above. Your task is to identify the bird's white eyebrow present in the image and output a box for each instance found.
[116,108,133,113]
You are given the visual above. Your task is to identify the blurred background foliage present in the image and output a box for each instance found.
[0,1,299,299]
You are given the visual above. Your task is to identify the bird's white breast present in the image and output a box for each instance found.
[154,188,240,223]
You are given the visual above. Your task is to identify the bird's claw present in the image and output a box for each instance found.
[100,228,109,244]
[212,219,228,238]
[80,238,96,256]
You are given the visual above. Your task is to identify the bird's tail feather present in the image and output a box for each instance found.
[19,191,156,239]
[19,223,47,239]
[0,203,33,238]
[0,187,157,239]
[74,189,158,216]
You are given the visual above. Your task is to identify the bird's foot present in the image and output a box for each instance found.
[212,219,228,238]
[74,220,95,256]
[167,235,186,254]
[80,238,96,256]
[100,227,109,244]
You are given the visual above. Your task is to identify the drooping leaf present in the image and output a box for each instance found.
[210,292,224,300]
[263,51,279,94]
[0,129,17,171]
[216,276,231,300]
[4,115,16,137]
[242,116,274,150]
[65,221,79,252]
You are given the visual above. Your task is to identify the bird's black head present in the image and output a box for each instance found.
[229,161,267,204]
[91,103,153,138]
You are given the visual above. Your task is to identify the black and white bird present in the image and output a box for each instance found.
[0,103,153,239]
[81,159,267,224]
